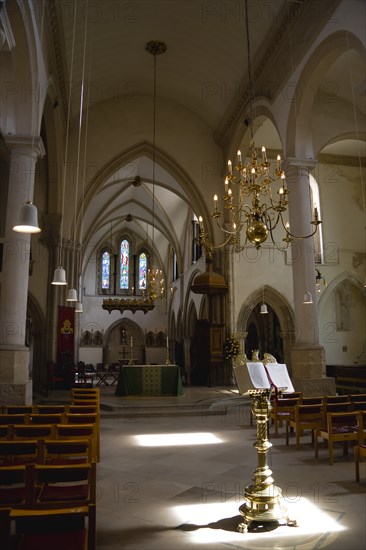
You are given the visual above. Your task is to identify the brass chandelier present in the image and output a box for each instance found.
[199,3,321,253]
[208,144,321,251]
[102,268,165,315]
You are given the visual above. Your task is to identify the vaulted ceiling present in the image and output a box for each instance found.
[46,0,364,273]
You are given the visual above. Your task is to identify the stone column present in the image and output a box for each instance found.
[0,136,45,405]
[286,158,334,395]
[40,213,62,363]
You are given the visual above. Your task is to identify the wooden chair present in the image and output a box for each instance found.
[1,504,96,550]
[314,411,361,464]
[358,410,366,443]
[0,414,28,426]
[56,424,98,462]
[40,439,93,465]
[286,404,324,448]
[67,405,99,415]
[300,396,323,405]
[5,406,33,415]
[34,405,67,415]
[248,391,301,428]
[65,414,100,461]
[350,401,366,411]
[269,397,301,437]
[324,395,349,405]
[71,388,100,401]
[11,424,56,441]
[0,466,27,509]
[354,445,366,482]
[0,426,8,440]
[28,462,96,509]
[0,440,40,466]
[29,414,64,425]
[348,393,366,403]
[0,455,97,549]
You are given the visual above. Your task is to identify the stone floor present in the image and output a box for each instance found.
[47,385,366,549]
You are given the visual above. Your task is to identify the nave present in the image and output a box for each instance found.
[93,387,365,550]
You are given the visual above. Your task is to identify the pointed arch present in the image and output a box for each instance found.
[237,286,296,369]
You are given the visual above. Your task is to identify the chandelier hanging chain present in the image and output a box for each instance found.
[199,0,321,254]
[102,41,167,315]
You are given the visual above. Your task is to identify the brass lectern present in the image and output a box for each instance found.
[238,388,297,532]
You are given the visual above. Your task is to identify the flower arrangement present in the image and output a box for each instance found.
[224,335,241,359]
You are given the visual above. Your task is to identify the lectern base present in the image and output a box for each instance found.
[238,483,296,533]
[238,389,298,533]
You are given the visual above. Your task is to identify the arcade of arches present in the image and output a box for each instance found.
[0,0,365,404]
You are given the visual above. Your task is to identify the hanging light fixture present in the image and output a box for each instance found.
[260,287,268,314]
[198,2,321,254]
[303,290,313,304]
[103,40,166,315]
[67,5,89,302]
[12,2,45,235]
[52,265,67,285]
[75,301,83,313]
[53,2,79,286]
[315,268,326,293]
[12,201,41,233]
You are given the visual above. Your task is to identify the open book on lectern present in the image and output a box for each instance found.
[233,361,295,395]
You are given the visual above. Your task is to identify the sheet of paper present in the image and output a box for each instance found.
[264,363,295,392]
[233,362,270,393]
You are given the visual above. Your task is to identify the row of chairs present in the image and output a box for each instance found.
[270,393,366,437]
[0,419,99,463]
[0,438,93,466]
[0,388,100,549]
[0,462,96,549]
[1,404,98,415]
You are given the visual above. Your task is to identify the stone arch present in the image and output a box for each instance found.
[227,102,285,162]
[103,317,145,364]
[26,292,46,395]
[237,285,295,371]
[183,267,202,330]
[318,272,366,365]
[77,141,214,262]
[286,31,366,159]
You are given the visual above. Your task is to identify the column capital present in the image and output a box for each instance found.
[284,157,317,170]
[4,135,45,159]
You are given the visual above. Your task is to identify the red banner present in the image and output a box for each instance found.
[57,306,75,365]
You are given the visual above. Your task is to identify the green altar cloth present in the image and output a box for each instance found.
[115,365,184,396]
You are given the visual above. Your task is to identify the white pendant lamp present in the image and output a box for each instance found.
[12,201,41,233]
[52,266,67,285]
[303,290,313,304]
[75,301,83,313]
[260,288,268,314]
[66,288,78,301]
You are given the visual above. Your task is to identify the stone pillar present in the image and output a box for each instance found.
[40,214,62,363]
[0,136,45,405]
[286,159,334,396]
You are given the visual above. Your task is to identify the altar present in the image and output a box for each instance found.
[115,365,184,397]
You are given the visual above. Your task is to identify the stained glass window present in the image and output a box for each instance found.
[138,252,147,291]
[120,239,129,289]
[101,251,110,289]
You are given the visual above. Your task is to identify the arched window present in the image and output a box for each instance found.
[309,175,324,264]
[138,252,147,291]
[120,239,129,289]
[101,250,111,290]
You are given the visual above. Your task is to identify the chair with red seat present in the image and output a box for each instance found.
[314,411,361,464]
[0,466,27,509]
[40,439,93,465]
[354,445,366,481]
[0,440,40,466]
[286,403,324,448]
